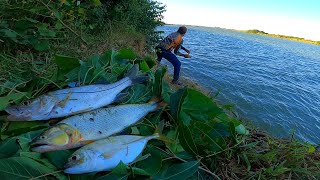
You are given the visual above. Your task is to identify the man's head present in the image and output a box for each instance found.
[177,26,187,36]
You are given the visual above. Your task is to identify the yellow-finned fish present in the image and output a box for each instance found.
[5,65,147,121]
[64,133,161,174]
[31,100,166,152]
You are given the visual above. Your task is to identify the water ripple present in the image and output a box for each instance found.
[158,25,320,144]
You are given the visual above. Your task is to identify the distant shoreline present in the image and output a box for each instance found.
[240,29,320,46]
[165,24,320,46]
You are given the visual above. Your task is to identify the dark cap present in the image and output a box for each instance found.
[177,26,187,34]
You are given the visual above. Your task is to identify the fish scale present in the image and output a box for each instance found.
[61,103,158,141]
[31,101,162,152]
[64,134,158,174]
[5,65,147,121]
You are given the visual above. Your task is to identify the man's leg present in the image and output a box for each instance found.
[162,51,181,82]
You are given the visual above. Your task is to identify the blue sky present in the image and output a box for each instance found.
[158,0,320,40]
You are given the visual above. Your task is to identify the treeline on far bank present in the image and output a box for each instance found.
[244,29,320,46]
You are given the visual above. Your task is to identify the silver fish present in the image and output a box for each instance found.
[31,100,165,152]
[5,65,147,121]
[64,133,160,174]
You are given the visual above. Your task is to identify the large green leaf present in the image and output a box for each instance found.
[181,89,224,125]
[126,84,149,103]
[153,67,167,97]
[100,50,118,66]
[158,161,199,180]
[44,150,72,169]
[0,129,43,158]
[178,125,199,156]
[170,88,187,121]
[117,48,136,60]
[139,60,150,72]
[135,147,162,175]
[0,92,27,110]
[54,55,80,74]
[2,121,48,137]
[0,156,66,179]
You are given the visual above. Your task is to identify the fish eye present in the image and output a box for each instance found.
[71,156,77,160]
[39,136,46,140]
[23,100,31,105]
[71,154,79,161]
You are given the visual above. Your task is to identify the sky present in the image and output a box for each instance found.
[157,0,320,41]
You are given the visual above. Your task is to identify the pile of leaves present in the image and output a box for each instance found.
[0,49,319,179]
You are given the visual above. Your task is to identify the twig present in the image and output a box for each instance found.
[30,170,63,180]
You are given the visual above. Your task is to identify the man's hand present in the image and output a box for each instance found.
[185,49,190,54]
[184,54,191,58]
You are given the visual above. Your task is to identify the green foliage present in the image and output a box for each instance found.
[0,49,319,179]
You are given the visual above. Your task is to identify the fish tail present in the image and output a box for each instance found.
[151,121,174,144]
[149,97,167,109]
[126,64,148,85]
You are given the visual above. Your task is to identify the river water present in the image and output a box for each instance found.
[157,25,320,144]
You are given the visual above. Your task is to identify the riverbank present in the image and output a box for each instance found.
[159,65,320,179]
[241,29,320,46]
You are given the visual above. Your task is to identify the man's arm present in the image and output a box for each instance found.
[181,46,190,54]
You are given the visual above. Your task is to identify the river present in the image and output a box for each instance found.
[157,25,320,144]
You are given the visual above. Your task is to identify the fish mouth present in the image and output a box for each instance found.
[30,142,55,153]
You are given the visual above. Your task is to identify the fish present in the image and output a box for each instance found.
[5,65,147,121]
[30,100,166,153]
[63,132,163,174]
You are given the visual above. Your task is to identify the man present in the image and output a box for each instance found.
[155,26,191,85]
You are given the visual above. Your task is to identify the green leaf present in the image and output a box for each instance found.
[0,29,18,42]
[126,84,149,103]
[0,157,66,179]
[100,50,117,66]
[44,150,72,169]
[235,124,249,135]
[153,67,167,96]
[170,88,187,121]
[112,161,129,174]
[178,125,199,156]
[131,167,151,176]
[91,0,102,6]
[139,60,150,72]
[135,147,162,175]
[166,130,184,153]
[38,24,56,37]
[0,129,43,158]
[180,89,224,125]
[95,173,127,180]
[33,40,50,51]
[3,121,48,136]
[159,161,199,180]
[88,54,102,69]
[117,48,136,60]
[54,55,80,74]
[0,92,27,110]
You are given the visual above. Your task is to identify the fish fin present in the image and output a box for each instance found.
[114,92,129,103]
[152,121,174,144]
[57,92,72,108]
[126,64,148,85]
[79,140,96,145]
